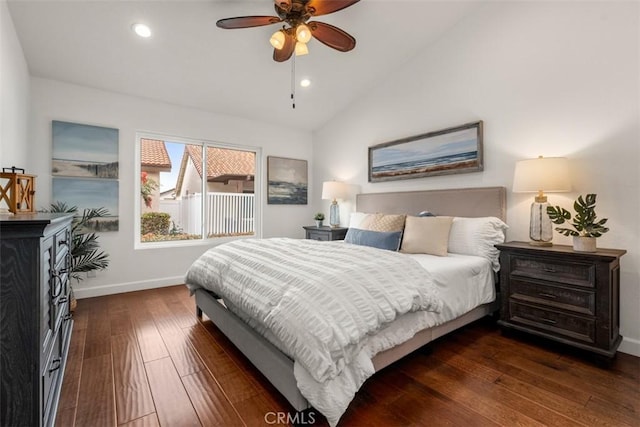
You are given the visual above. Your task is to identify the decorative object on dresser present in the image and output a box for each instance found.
[0,166,36,214]
[512,156,571,246]
[368,121,483,182]
[303,225,347,241]
[547,194,609,253]
[313,212,325,227]
[0,213,75,427]
[495,241,625,358]
[321,180,347,227]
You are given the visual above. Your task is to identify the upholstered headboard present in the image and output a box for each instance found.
[356,187,506,221]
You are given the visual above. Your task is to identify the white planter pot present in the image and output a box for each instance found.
[573,236,596,252]
[315,220,323,228]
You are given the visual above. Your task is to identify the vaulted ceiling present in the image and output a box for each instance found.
[8,0,480,131]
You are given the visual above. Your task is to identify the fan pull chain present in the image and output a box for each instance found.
[291,55,296,109]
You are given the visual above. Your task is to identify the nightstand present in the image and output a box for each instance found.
[495,242,626,358]
[303,226,348,241]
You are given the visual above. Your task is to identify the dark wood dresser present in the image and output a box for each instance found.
[1,213,74,426]
[495,242,626,358]
[303,226,348,241]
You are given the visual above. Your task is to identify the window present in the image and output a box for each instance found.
[136,133,260,247]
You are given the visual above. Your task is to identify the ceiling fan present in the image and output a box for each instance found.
[216,0,360,62]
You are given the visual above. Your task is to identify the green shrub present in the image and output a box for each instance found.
[141,212,171,235]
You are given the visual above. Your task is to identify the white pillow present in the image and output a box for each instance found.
[348,212,370,229]
[448,216,509,271]
[400,216,453,256]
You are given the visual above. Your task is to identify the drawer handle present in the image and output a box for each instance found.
[58,239,68,247]
[63,313,73,321]
[538,292,557,299]
[542,267,557,273]
[58,296,68,305]
[49,357,62,373]
[50,272,63,299]
[539,317,557,325]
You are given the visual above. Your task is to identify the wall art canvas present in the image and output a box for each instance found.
[52,120,119,179]
[369,121,483,182]
[267,156,308,205]
[52,178,119,232]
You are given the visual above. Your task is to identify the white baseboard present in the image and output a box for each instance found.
[73,276,185,299]
[619,336,640,357]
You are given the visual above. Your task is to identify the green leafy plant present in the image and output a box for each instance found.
[314,212,325,221]
[45,202,110,281]
[141,212,171,235]
[547,194,609,237]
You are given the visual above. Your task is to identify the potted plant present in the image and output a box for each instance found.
[546,194,609,252]
[314,212,325,228]
[44,202,111,309]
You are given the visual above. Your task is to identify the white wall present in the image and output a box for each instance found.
[30,78,314,298]
[313,2,639,356]
[0,0,30,170]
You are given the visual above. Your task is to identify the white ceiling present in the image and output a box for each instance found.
[8,0,480,132]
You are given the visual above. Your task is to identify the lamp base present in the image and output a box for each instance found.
[529,201,553,246]
[329,201,340,228]
[529,240,553,247]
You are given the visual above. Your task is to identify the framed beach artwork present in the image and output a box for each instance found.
[267,156,308,205]
[52,178,119,232]
[368,121,483,182]
[52,120,119,179]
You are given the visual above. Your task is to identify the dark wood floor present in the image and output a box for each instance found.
[55,285,639,427]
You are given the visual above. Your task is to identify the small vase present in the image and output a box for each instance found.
[315,220,323,228]
[573,236,596,252]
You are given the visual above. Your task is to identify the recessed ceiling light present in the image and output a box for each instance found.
[132,23,151,38]
[300,79,311,88]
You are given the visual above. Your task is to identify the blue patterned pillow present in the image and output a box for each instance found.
[344,228,402,251]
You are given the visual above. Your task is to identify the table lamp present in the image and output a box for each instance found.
[321,181,347,228]
[513,156,571,246]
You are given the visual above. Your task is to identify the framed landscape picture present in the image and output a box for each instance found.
[52,120,119,179]
[52,178,119,232]
[267,156,308,205]
[368,121,483,182]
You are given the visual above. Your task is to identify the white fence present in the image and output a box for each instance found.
[169,192,254,237]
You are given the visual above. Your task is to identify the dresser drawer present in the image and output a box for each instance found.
[510,279,595,315]
[509,301,595,344]
[510,256,595,288]
[307,231,330,241]
[42,325,63,425]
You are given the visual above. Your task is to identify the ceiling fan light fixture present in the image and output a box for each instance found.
[270,30,286,50]
[296,24,312,43]
[295,41,309,56]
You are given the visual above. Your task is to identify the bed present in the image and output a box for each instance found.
[186,186,507,425]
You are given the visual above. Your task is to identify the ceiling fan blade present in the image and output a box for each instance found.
[305,0,360,17]
[273,33,296,62]
[216,16,281,29]
[309,21,356,52]
[274,0,292,13]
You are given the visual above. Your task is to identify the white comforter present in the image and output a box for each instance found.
[185,238,443,425]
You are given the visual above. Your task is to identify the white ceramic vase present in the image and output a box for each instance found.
[573,236,596,252]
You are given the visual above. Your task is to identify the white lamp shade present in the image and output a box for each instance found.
[322,181,347,200]
[513,156,571,193]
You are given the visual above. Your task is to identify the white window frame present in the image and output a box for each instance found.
[134,131,262,250]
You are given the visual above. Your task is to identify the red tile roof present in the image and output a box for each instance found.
[185,145,255,179]
[141,139,171,169]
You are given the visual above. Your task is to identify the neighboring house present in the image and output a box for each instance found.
[175,145,255,198]
[140,138,171,212]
